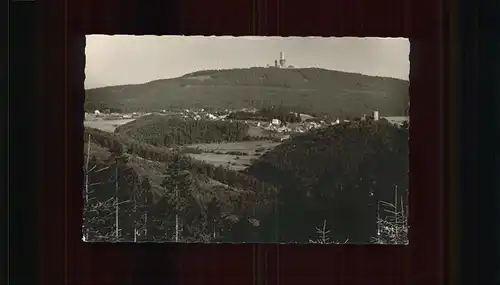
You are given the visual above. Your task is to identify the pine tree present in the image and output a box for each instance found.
[107,142,129,240]
[161,155,196,242]
[83,154,116,242]
[206,197,220,240]
[135,177,151,241]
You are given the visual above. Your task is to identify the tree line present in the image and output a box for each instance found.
[84,127,175,162]
[114,115,250,147]
[84,119,409,243]
[245,120,409,243]
[83,129,278,242]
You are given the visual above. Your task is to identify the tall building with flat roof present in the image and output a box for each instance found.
[279,52,286,68]
[269,52,289,68]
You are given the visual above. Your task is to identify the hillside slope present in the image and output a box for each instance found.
[85,67,409,118]
[114,115,250,147]
[83,128,279,242]
[245,119,409,243]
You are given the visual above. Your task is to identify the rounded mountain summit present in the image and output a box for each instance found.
[84,67,409,118]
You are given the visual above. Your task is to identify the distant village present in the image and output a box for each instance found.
[85,52,408,138]
[85,51,408,139]
[85,105,408,143]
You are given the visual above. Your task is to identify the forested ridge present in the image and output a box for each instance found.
[114,115,250,147]
[84,117,409,243]
[245,119,409,242]
[85,127,175,162]
[83,127,278,242]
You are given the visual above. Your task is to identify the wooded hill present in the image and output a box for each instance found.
[245,119,409,243]
[114,115,250,147]
[85,67,409,118]
[84,117,409,243]
[83,127,278,243]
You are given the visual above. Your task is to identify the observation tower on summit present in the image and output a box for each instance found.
[279,52,286,68]
[270,52,290,68]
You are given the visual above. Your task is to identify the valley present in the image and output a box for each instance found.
[183,140,281,171]
[82,67,409,244]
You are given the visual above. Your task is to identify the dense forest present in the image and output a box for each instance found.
[83,127,278,242]
[227,106,301,123]
[85,67,409,118]
[83,118,409,243]
[84,127,176,162]
[245,119,409,243]
[114,115,250,147]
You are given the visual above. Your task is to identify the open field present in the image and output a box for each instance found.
[84,119,136,133]
[184,140,281,171]
[185,153,251,171]
[187,140,281,153]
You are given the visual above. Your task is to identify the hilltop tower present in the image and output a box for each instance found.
[279,52,286,68]
[373,110,379,121]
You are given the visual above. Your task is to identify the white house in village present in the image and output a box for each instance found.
[381,116,409,126]
[277,126,287,133]
[281,134,291,141]
[271,118,281,126]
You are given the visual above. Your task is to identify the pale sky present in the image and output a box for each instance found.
[85,35,409,89]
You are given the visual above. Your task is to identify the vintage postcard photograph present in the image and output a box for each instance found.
[83,35,409,244]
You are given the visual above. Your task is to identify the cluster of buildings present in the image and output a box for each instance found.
[248,117,343,142]
[85,110,149,121]
[175,108,230,121]
[170,108,339,141]
[363,110,409,126]
[85,107,408,139]
[254,110,408,139]
[267,52,294,69]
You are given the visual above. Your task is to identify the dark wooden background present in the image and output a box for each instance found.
[36,0,452,283]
